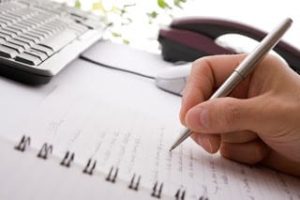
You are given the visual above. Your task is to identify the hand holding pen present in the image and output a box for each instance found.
[171,18,300,177]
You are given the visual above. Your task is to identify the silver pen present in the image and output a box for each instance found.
[169,18,293,152]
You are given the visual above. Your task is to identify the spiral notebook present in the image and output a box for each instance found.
[0,47,300,199]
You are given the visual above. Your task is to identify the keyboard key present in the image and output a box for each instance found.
[42,24,64,33]
[30,29,50,38]
[44,20,66,29]
[24,32,44,41]
[0,19,8,27]
[67,7,89,19]
[25,48,48,61]
[32,45,53,57]
[2,42,25,53]
[4,12,23,21]
[19,20,38,29]
[7,25,26,33]
[69,23,88,35]
[14,36,35,47]
[0,30,16,38]
[0,33,11,41]
[0,15,15,25]
[19,34,39,44]
[38,29,77,52]
[2,13,19,22]
[23,18,42,27]
[0,3,20,13]
[0,45,18,58]
[34,3,66,15]
[15,23,31,31]
[13,8,37,19]
[79,19,102,29]
[38,27,56,35]
[7,39,30,50]
[0,38,5,44]
[3,27,22,36]
[15,53,41,65]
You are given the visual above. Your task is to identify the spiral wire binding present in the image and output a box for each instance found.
[13,136,208,199]
[105,167,119,183]
[151,181,164,199]
[82,158,97,175]
[60,151,75,167]
[175,188,186,200]
[128,174,141,191]
[14,135,31,152]
[37,143,53,160]
[199,196,209,200]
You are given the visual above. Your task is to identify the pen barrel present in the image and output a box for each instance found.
[237,18,292,78]
[210,18,292,100]
[209,71,243,99]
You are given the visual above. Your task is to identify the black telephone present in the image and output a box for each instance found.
[158,17,300,73]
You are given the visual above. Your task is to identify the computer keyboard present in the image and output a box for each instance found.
[0,0,103,84]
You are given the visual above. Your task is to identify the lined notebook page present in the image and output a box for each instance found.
[0,58,299,199]
[0,138,151,200]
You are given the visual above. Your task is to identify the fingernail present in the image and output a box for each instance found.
[188,107,209,130]
[196,136,213,153]
[203,137,213,153]
[196,136,204,146]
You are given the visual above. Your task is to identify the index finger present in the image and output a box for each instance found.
[180,54,247,125]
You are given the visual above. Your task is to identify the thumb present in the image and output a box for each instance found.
[185,97,260,134]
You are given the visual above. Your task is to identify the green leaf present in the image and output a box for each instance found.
[147,11,158,19]
[111,32,122,38]
[74,0,81,9]
[157,0,171,9]
[174,0,187,8]
[123,39,130,45]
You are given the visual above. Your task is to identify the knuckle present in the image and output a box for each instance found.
[254,143,268,162]
[191,57,211,73]
[189,59,205,81]
[193,57,206,67]
[191,59,202,72]
[221,99,241,129]
[264,54,280,63]
[261,54,288,71]
[247,143,268,165]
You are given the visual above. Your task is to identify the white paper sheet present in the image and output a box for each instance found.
[0,57,298,200]
[81,40,188,78]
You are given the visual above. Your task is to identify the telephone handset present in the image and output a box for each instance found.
[158,17,300,72]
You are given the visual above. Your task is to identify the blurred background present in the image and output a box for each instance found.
[55,0,299,54]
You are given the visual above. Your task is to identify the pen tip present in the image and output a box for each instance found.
[169,144,177,152]
[169,128,191,152]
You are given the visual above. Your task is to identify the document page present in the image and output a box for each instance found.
[0,56,299,199]
[2,59,296,200]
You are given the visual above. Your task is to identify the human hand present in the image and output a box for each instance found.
[180,54,300,176]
